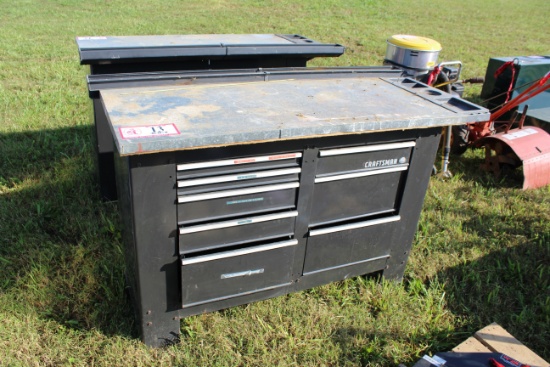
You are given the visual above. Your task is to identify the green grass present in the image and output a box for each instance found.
[1,0,549,366]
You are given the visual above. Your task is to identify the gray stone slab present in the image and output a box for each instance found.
[101,75,490,156]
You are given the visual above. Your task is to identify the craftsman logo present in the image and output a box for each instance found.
[119,123,180,139]
[364,157,406,169]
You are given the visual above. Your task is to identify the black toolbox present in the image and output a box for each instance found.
[78,35,489,347]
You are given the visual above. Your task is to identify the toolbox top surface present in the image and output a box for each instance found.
[100,69,490,155]
[76,34,345,64]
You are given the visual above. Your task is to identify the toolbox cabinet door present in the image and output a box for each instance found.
[178,183,299,223]
[310,142,414,225]
[180,239,297,308]
[179,211,298,253]
[303,216,400,275]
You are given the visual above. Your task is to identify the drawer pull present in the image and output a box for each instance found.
[178,167,301,188]
[221,268,265,279]
[177,152,302,171]
[309,215,401,237]
[181,239,298,265]
[303,254,391,276]
[178,182,299,203]
[314,165,408,183]
[319,141,415,157]
[179,211,298,234]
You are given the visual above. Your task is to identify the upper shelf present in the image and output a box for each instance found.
[76,34,345,65]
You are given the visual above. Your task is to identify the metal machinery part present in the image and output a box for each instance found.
[478,72,550,189]
[481,55,550,130]
[88,56,489,347]
[384,34,442,77]
[480,126,550,189]
[384,35,469,177]
[383,36,550,189]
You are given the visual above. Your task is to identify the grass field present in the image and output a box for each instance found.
[1,0,549,366]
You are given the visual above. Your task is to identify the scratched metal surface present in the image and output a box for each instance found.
[76,34,295,50]
[100,76,490,155]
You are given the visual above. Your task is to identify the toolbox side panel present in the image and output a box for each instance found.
[114,153,139,323]
[383,129,441,280]
[124,154,181,347]
[93,98,117,200]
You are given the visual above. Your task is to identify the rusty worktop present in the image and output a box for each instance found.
[100,73,489,156]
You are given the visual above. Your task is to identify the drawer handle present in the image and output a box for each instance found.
[178,167,301,188]
[319,141,415,157]
[314,165,408,183]
[178,182,299,203]
[180,211,298,234]
[221,268,265,279]
[309,215,401,236]
[181,239,298,265]
[177,152,302,171]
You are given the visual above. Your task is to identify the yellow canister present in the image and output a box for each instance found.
[385,35,442,72]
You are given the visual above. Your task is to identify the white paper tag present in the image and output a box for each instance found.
[421,354,446,366]
[432,355,447,366]
[77,36,108,41]
[501,128,538,141]
[119,123,180,139]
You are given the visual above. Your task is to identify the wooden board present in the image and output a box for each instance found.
[454,323,549,367]
[452,336,492,353]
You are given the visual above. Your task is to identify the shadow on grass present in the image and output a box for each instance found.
[328,237,549,366]
[327,158,549,365]
[331,326,461,367]
[435,240,549,361]
[444,148,525,189]
[0,126,136,339]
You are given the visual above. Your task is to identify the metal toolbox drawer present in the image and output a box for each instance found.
[178,182,299,224]
[303,216,400,275]
[316,142,415,176]
[309,142,414,225]
[179,211,298,253]
[180,239,298,308]
[177,167,300,195]
[177,152,302,180]
[309,167,407,225]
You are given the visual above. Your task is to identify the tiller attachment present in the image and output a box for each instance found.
[480,126,550,189]
[478,71,550,189]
